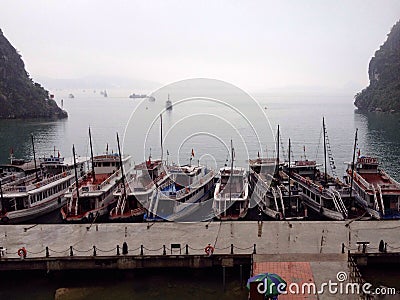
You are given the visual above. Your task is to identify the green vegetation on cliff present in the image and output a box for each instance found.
[0,29,67,119]
[354,21,400,112]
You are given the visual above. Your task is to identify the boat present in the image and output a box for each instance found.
[0,154,89,224]
[110,158,170,222]
[166,94,172,110]
[68,94,74,99]
[61,152,132,223]
[249,157,307,220]
[345,155,400,219]
[248,126,306,220]
[286,159,349,220]
[213,140,249,220]
[149,164,216,221]
[213,166,249,220]
[100,90,108,97]
[129,93,147,99]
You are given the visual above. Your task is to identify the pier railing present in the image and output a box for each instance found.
[0,243,257,259]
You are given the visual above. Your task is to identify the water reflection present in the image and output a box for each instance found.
[354,110,400,180]
[0,119,67,163]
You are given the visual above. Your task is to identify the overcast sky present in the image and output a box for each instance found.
[1,0,399,92]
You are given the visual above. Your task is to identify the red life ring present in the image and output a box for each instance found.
[204,244,214,256]
[17,247,27,258]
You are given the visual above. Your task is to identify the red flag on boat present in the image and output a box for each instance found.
[257,151,260,158]
[191,149,195,157]
[357,149,361,158]
[58,151,60,158]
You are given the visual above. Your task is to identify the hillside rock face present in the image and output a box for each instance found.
[0,29,67,119]
[354,21,400,112]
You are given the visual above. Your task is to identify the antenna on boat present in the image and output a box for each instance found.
[31,134,39,181]
[72,144,80,204]
[89,127,96,182]
[288,138,291,202]
[116,133,127,200]
[350,128,358,198]
[323,117,328,186]
[160,114,163,163]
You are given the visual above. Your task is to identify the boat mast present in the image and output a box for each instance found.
[230,139,234,205]
[288,138,291,202]
[323,117,328,185]
[116,133,127,199]
[31,134,38,181]
[160,114,163,163]
[350,128,358,198]
[72,144,80,204]
[276,125,280,177]
[89,127,96,182]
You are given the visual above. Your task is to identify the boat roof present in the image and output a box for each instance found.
[248,158,277,166]
[220,166,245,175]
[135,159,162,171]
[42,156,89,167]
[168,164,204,175]
[94,154,130,162]
[357,156,378,165]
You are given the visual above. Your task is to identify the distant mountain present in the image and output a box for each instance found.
[37,75,161,91]
[354,20,400,112]
[0,29,67,119]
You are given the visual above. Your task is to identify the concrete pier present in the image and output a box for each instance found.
[0,220,399,259]
[0,220,399,299]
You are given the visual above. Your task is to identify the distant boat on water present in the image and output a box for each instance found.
[129,93,147,99]
[68,94,74,99]
[166,94,172,110]
[100,90,108,97]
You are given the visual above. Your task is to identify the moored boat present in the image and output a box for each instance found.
[150,164,216,221]
[345,156,400,219]
[110,159,169,222]
[213,166,249,220]
[0,155,88,224]
[249,157,306,220]
[61,153,132,223]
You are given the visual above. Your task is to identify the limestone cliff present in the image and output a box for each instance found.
[0,29,67,119]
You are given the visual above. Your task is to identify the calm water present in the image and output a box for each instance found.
[1,86,400,298]
[1,86,400,180]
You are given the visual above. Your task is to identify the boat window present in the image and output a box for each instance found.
[103,162,110,167]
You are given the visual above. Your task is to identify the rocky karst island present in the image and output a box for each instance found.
[355,20,400,112]
[0,29,66,119]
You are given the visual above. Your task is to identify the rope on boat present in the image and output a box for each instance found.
[187,245,205,251]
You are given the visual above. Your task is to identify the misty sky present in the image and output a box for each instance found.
[1,0,400,92]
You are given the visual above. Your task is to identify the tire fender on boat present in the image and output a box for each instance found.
[1,216,9,224]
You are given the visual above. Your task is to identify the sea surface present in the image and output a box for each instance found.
[1,85,400,180]
[1,84,400,299]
